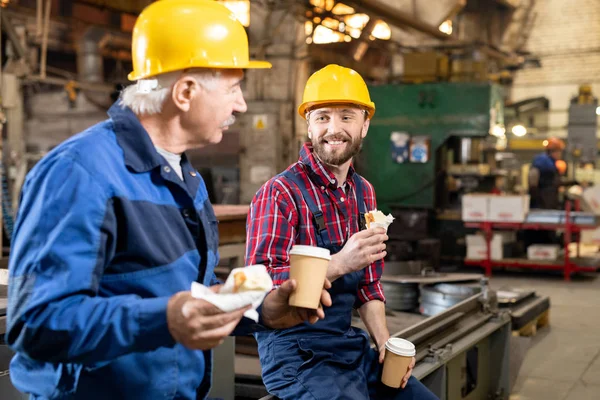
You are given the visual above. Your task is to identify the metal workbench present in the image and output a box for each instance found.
[0,283,27,399]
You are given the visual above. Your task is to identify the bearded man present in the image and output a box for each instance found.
[244,64,438,399]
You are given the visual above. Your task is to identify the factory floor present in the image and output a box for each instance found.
[488,271,600,400]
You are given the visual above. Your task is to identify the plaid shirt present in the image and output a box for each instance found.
[245,143,385,306]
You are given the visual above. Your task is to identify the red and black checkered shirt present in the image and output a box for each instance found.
[245,143,385,306]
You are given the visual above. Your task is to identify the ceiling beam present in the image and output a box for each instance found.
[344,0,452,40]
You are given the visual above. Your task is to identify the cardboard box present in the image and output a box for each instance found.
[527,245,560,261]
[488,195,530,222]
[462,194,490,221]
[466,234,503,260]
[583,186,600,215]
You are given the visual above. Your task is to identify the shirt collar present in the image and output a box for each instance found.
[298,142,356,189]
[108,101,163,173]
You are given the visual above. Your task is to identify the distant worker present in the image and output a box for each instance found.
[528,138,565,209]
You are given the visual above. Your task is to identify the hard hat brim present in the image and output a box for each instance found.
[127,59,272,81]
[246,60,272,69]
[298,99,376,119]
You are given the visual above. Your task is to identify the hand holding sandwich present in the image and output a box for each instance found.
[327,227,388,282]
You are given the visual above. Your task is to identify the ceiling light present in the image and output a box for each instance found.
[372,20,391,40]
[511,125,527,137]
[491,125,506,137]
[305,21,313,36]
[312,25,345,44]
[332,3,355,15]
[344,13,370,29]
[439,20,452,35]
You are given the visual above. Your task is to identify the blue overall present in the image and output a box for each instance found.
[254,170,438,400]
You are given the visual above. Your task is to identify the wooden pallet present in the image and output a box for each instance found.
[512,310,550,337]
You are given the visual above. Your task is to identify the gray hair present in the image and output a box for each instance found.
[119,69,221,116]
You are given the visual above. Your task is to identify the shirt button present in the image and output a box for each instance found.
[182,209,190,218]
[163,166,171,173]
[190,171,197,177]
[341,197,345,202]
[321,186,325,190]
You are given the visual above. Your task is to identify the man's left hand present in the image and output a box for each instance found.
[401,357,416,388]
[378,343,415,389]
[260,279,332,329]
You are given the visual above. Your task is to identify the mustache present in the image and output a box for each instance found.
[220,115,236,128]
[321,134,350,142]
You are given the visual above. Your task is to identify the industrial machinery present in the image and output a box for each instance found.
[567,85,598,166]
[356,82,505,264]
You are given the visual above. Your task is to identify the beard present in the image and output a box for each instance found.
[312,133,363,166]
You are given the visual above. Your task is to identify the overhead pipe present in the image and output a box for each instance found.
[345,0,452,40]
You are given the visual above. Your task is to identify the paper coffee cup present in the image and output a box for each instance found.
[381,338,416,388]
[288,245,331,309]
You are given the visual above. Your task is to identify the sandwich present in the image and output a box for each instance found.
[232,270,272,293]
[364,209,394,230]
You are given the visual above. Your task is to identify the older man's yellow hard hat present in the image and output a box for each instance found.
[128,0,271,81]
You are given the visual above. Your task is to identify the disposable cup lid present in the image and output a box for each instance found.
[289,245,331,261]
[385,338,415,357]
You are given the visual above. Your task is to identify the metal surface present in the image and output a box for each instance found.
[0,345,27,400]
[420,283,482,316]
[358,83,504,211]
[496,288,536,306]
[525,210,598,226]
[381,282,419,311]
[207,337,235,400]
[381,272,483,284]
[383,260,423,275]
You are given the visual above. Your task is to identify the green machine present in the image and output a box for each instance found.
[357,82,504,265]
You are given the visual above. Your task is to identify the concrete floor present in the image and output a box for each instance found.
[488,271,600,400]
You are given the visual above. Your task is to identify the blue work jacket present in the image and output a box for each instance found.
[6,102,254,399]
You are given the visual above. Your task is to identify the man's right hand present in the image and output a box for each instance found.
[327,227,388,281]
[166,291,251,350]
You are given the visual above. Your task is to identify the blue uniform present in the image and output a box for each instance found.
[6,102,255,399]
[530,152,560,209]
[255,170,438,400]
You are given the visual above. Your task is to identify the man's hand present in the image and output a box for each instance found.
[166,291,251,350]
[401,357,416,389]
[378,342,386,364]
[378,342,415,388]
[260,278,332,329]
[328,228,388,281]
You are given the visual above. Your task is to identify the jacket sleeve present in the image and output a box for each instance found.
[6,154,174,365]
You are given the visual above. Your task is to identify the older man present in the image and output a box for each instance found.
[6,1,330,399]
[246,64,438,399]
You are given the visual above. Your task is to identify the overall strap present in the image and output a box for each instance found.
[352,173,368,230]
[281,169,331,248]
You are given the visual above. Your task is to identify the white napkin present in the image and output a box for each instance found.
[190,265,273,322]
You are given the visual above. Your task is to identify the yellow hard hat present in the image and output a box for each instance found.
[298,64,376,119]
[128,0,271,81]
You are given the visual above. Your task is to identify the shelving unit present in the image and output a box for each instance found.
[463,201,600,281]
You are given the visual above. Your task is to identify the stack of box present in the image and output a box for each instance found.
[527,245,560,261]
[462,194,530,223]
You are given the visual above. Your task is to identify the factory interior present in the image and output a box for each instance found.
[0,0,599,399]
